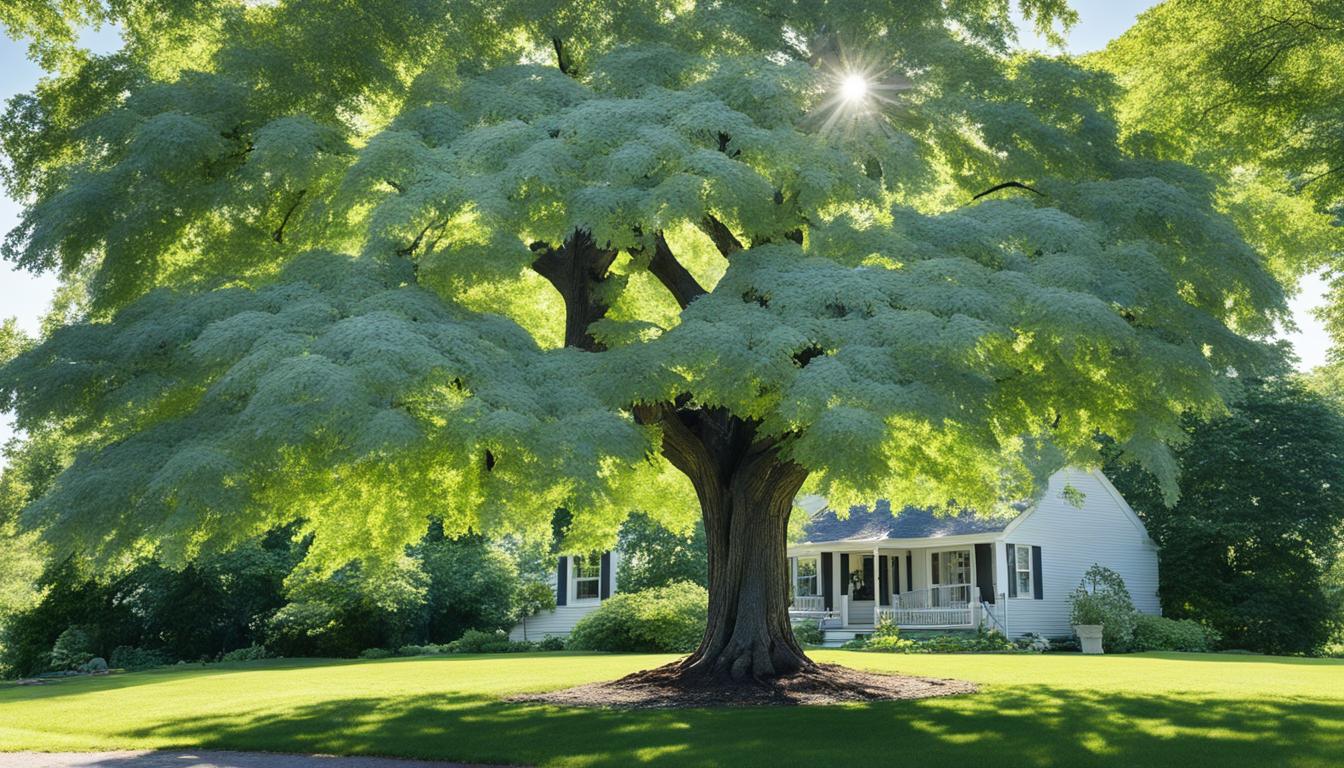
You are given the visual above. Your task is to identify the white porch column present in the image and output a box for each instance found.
[873,544,881,626]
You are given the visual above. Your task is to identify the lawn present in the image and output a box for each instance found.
[2,651,1341,767]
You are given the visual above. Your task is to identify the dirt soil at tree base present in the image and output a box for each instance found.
[510,662,978,709]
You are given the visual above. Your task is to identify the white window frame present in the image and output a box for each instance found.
[572,553,602,603]
[1014,544,1033,598]
[793,556,819,598]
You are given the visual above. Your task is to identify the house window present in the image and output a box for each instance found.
[1015,544,1032,597]
[794,556,818,597]
[573,554,602,601]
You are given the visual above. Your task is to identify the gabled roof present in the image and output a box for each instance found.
[798,499,1023,544]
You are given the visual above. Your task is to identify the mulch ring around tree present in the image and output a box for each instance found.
[509,662,978,709]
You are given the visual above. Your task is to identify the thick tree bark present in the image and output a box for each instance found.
[637,403,814,683]
[682,448,812,681]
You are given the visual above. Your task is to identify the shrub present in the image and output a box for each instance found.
[446,628,535,653]
[1069,565,1137,651]
[48,626,97,671]
[1015,633,1051,653]
[864,621,916,652]
[916,627,1017,653]
[847,624,1020,653]
[77,657,108,673]
[358,648,393,659]
[396,644,449,657]
[447,629,510,653]
[110,646,171,670]
[1046,635,1081,652]
[567,582,707,653]
[1130,615,1220,652]
[536,635,566,652]
[220,644,273,662]
[792,620,823,646]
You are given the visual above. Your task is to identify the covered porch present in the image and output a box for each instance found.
[787,541,1006,633]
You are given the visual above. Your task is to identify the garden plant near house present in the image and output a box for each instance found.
[0,0,1288,688]
[1069,564,1137,652]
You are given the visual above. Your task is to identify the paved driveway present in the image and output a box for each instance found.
[0,752,517,768]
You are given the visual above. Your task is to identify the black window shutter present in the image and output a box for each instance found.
[974,543,994,603]
[599,551,612,599]
[879,556,891,605]
[1032,545,1044,600]
[1006,544,1017,598]
[556,556,568,606]
[905,555,912,593]
[839,553,850,594]
[821,552,834,610]
[931,552,940,584]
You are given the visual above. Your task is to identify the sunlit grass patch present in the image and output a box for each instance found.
[2,651,1341,767]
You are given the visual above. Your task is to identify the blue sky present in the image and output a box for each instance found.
[0,1,1334,454]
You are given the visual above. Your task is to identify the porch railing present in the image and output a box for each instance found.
[879,606,976,628]
[791,588,999,630]
[892,584,974,610]
[791,595,825,612]
[877,585,978,628]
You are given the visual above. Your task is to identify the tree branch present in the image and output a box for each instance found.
[699,214,743,257]
[643,231,707,309]
[271,189,307,244]
[552,36,575,76]
[397,220,439,257]
[1300,165,1344,190]
[530,229,617,351]
[970,181,1045,201]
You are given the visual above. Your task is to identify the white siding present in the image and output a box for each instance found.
[996,468,1160,638]
[509,604,602,642]
[507,550,618,642]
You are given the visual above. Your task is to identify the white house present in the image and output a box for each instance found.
[509,551,618,641]
[787,467,1161,644]
[511,467,1160,644]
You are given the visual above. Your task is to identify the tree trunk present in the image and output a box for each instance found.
[535,219,811,683]
[663,419,814,683]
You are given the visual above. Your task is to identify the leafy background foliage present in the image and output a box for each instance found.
[1108,379,1344,655]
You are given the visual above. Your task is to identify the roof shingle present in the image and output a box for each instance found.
[798,500,1020,543]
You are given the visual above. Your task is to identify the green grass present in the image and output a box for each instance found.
[2,651,1341,767]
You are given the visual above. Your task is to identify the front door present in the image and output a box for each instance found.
[856,556,875,601]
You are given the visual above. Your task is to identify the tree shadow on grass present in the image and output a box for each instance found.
[107,685,1343,768]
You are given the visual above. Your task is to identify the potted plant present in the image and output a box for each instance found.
[1068,564,1137,654]
[1069,589,1107,654]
